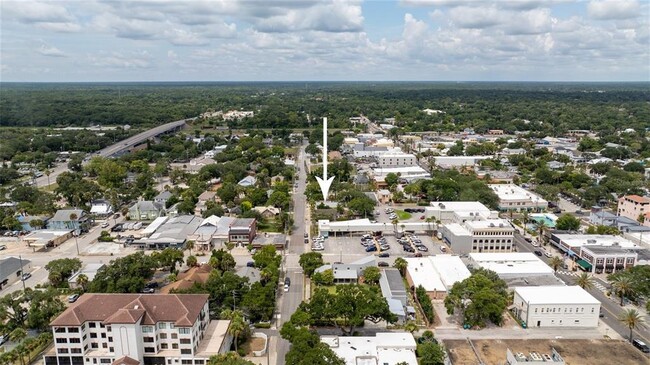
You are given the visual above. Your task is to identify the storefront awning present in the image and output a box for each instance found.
[577,259,592,270]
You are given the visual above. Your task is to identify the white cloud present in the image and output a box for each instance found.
[37,44,67,57]
[588,0,641,20]
[448,6,505,29]
[87,51,153,69]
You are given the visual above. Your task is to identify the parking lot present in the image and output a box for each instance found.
[313,229,448,266]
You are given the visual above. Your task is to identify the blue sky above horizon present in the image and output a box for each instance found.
[1,0,649,82]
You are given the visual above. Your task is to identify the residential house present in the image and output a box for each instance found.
[16,214,49,231]
[379,269,411,323]
[0,257,31,290]
[48,209,91,233]
[90,200,113,217]
[44,294,232,365]
[194,191,216,216]
[237,176,257,187]
[129,201,164,221]
[377,189,391,204]
[314,256,376,284]
[161,264,213,293]
[252,206,280,219]
[68,263,105,289]
[154,191,173,208]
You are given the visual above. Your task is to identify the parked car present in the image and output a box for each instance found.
[0,245,6,251]
[544,251,553,258]
[414,252,423,257]
[440,246,447,253]
[68,294,80,303]
[101,222,109,228]
[633,339,650,353]
[141,287,155,294]
[534,250,543,257]
[416,246,428,252]
[378,252,389,258]
[246,261,255,267]
[378,262,389,267]
[365,246,377,252]
[21,273,31,281]
[0,334,7,346]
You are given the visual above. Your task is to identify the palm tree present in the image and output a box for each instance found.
[619,309,644,342]
[548,256,564,273]
[610,275,635,306]
[76,273,89,292]
[394,257,408,276]
[9,328,27,343]
[10,328,27,365]
[69,212,80,255]
[537,220,548,245]
[185,240,195,255]
[576,272,594,290]
[391,218,399,233]
[222,311,247,353]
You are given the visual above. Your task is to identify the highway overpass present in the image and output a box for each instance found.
[96,118,191,158]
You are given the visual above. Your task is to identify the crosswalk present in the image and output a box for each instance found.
[557,271,608,292]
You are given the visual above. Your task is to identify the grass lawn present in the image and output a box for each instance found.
[395,210,412,220]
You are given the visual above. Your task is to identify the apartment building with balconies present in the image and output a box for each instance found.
[44,294,231,365]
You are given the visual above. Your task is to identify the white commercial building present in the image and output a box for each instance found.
[549,233,641,274]
[432,156,492,169]
[45,294,231,365]
[378,153,417,168]
[372,166,430,183]
[469,253,553,278]
[440,218,515,254]
[512,286,601,328]
[321,332,417,365]
[489,184,548,211]
[426,201,497,224]
[404,256,470,299]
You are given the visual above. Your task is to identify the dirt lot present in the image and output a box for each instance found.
[444,339,650,365]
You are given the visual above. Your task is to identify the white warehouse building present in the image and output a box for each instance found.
[512,286,600,328]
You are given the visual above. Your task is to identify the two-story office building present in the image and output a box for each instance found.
[44,294,231,365]
[512,286,600,328]
[440,219,515,254]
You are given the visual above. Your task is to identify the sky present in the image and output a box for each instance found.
[1,0,649,82]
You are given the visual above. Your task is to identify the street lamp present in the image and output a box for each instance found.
[73,229,80,255]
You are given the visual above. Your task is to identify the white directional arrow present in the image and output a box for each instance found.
[315,117,335,202]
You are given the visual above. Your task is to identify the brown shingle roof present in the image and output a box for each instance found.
[50,294,208,327]
[160,264,213,294]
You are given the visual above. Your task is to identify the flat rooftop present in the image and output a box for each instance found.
[469,252,554,277]
[514,286,600,305]
[445,223,471,236]
[405,256,470,292]
[553,234,638,249]
[489,184,548,204]
[195,320,231,356]
[322,332,417,365]
[427,201,491,213]
[465,219,513,230]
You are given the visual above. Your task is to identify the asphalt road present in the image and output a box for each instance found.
[276,142,308,365]
[514,232,650,345]
[34,118,191,187]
